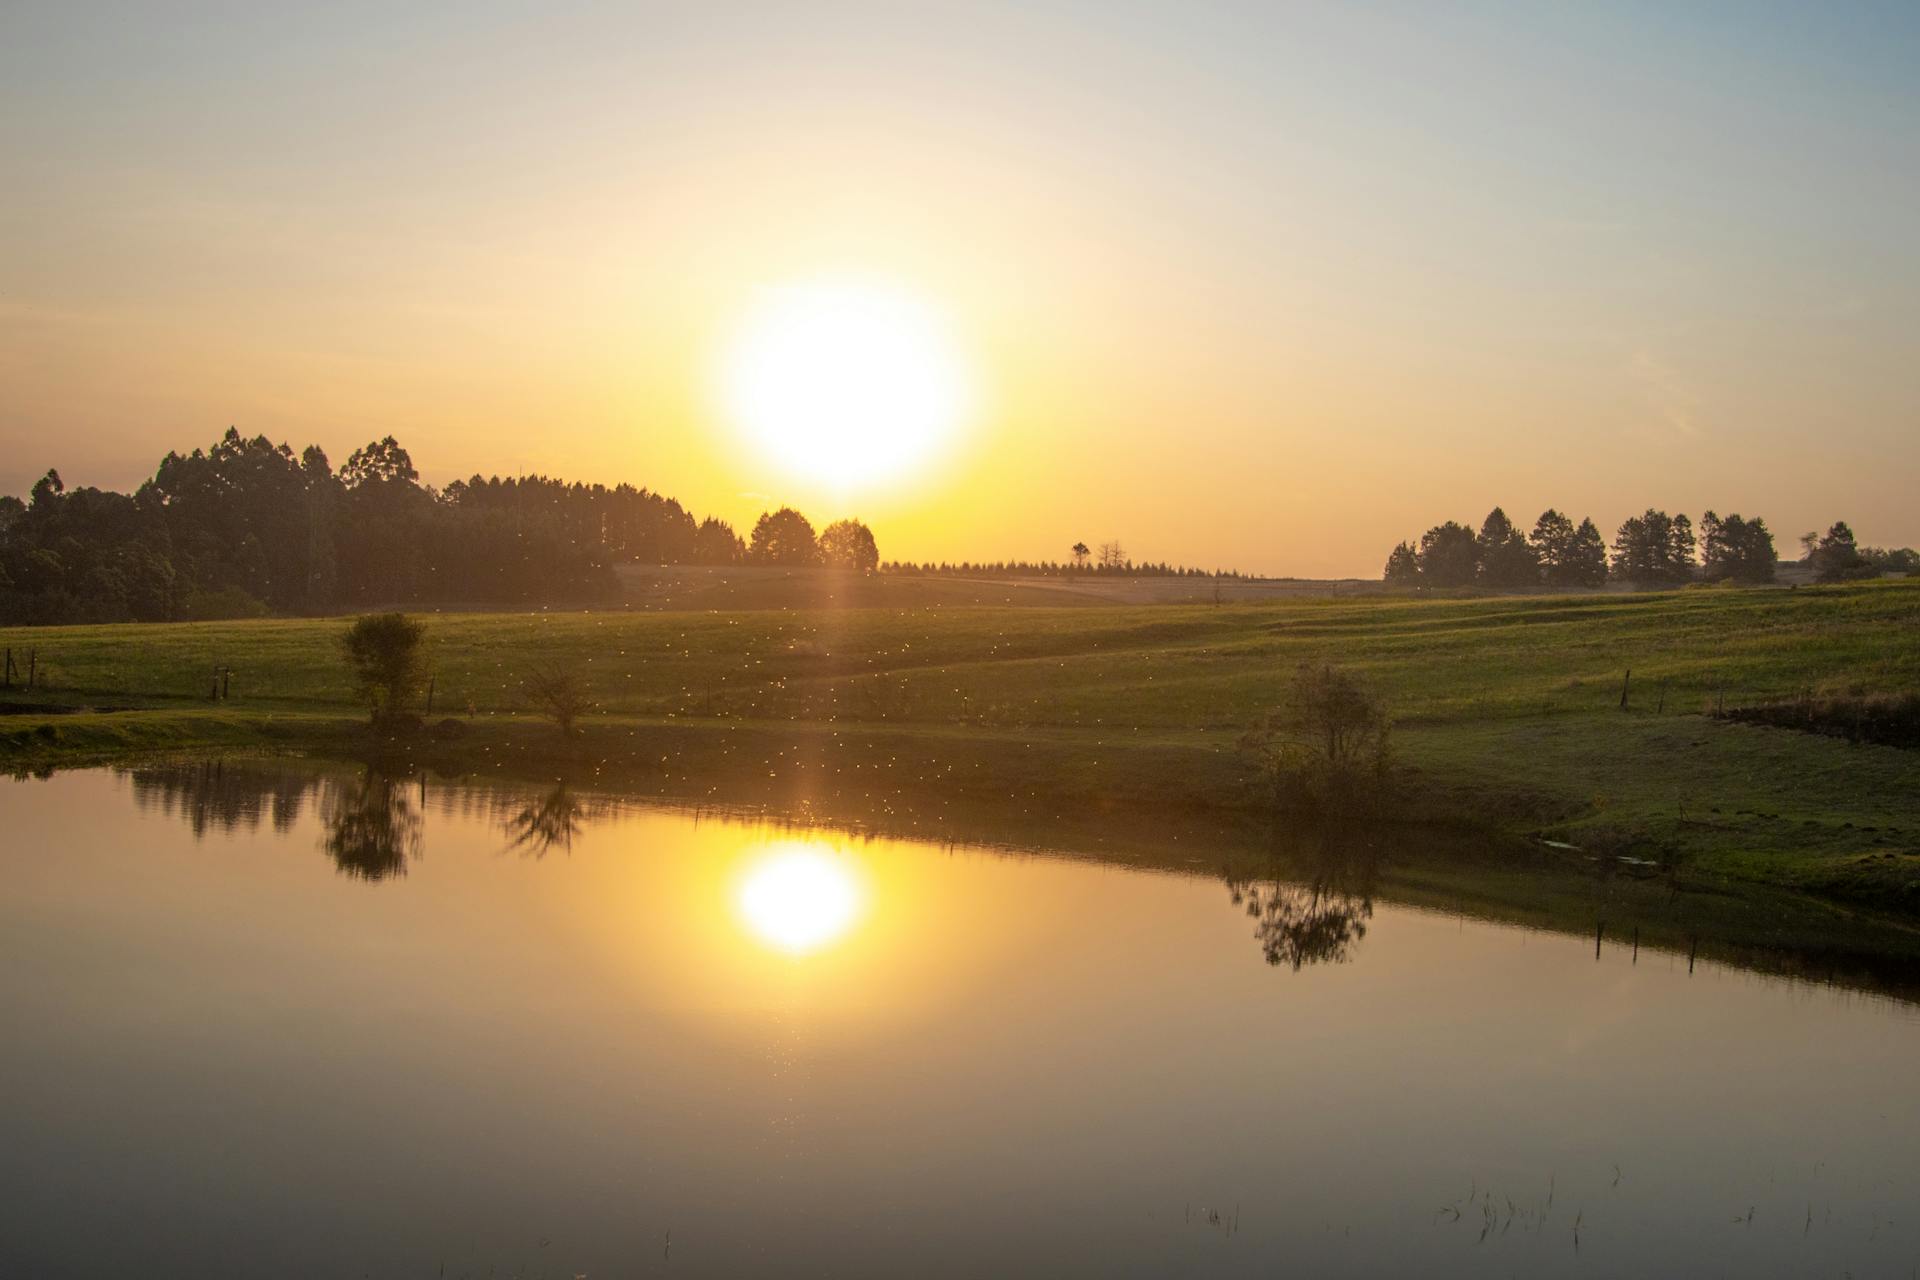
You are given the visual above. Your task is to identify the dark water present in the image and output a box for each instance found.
[2,762,1917,1278]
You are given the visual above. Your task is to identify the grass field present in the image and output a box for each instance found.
[3,577,1917,904]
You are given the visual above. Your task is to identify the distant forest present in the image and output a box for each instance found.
[885,538,1243,579]
[0,429,888,624]
[1383,507,1917,591]
[0,429,1215,626]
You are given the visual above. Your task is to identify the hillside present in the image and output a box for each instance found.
[3,578,1917,904]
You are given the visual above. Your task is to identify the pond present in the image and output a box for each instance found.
[2,761,1917,1277]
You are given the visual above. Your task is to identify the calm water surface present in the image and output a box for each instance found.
[2,763,1917,1278]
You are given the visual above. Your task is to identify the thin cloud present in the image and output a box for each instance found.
[1628,348,1704,438]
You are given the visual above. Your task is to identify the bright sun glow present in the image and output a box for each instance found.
[736,845,866,954]
[719,276,973,491]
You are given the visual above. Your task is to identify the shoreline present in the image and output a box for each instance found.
[49,738,1920,1008]
[6,702,1917,913]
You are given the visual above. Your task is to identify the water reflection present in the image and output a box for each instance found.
[107,759,1920,1006]
[500,782,585,858]
[14,764,1920,1279]
[320,768,423,881]
[125,759,310,838]
[1224,828,1381,970]
[735,843,867,954]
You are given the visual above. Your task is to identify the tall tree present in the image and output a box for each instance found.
[1668,513,1696,578]
[1612,509,1693,586]
[1476,507,1540,589]
[691,517,745,564]
[340,437,419,489]
[1699,511,1777,584]
[1811,521,1870,582]
[1530,509,1577,586]
[817,518,880,571]
[1568,518,1609,586]
[749,507,818,565]
[1415,521,1478,587]
[1382,541,1420,584]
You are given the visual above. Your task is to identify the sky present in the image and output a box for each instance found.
[3,0,1918,576]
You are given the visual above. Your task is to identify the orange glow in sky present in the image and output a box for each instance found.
[3,4,1916,574]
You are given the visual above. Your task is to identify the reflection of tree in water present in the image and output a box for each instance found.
[501,782,583,858]
[320,769,423,881]
[122,760,314,838]
[117,760,616,880]
[1225,829,1381,970]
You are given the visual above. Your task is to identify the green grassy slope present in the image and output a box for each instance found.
[4,579,1917,901]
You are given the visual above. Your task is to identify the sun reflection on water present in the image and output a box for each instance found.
[735,844,867,955]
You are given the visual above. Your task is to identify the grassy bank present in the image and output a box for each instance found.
[4,578,1917,904]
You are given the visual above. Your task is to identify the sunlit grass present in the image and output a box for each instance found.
[3,578,1916,903]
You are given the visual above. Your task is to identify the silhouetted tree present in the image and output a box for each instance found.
[1530,509,1577,586]
[1669,513,1696,578]
[1477,506,1540,589]
[1071,541,1091,570]
[1240,663,1393,814]
[341,613,428,727]
[340,436,419,489]
[1811,521,1872,582]
[1699,511,1777,583]
[749,507,818,565]
[1382,541,1420,584]
[1568,517,1609,586]
[1612,509,1694,586]
[692,516,746,564]
[1861,545,1920,575]
[1416,521,1478,587]
[1098,540,1127,570]
[817,518,880,571]
[520,661,596,737]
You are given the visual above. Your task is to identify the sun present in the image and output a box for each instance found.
[718,275,973,491]
[735,845,867,955]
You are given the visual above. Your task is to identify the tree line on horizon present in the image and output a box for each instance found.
[1383,506,1914,591]
[0,429,883,625]
[884,537,1238,579]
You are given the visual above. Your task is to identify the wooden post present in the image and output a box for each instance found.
[221,666,231,700]
[27,648,36,689]
[1595,920,1604,960]
[210,669,220,701]
[1618,669,1631,710]
[1656,680,1667,714]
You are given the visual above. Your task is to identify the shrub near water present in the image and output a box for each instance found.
[340,613,428,728]
[1239,663,1394,817]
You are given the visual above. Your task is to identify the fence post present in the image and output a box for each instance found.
[1618,669,1631,710]
[27,648,36,689]
[221,666,231,700]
